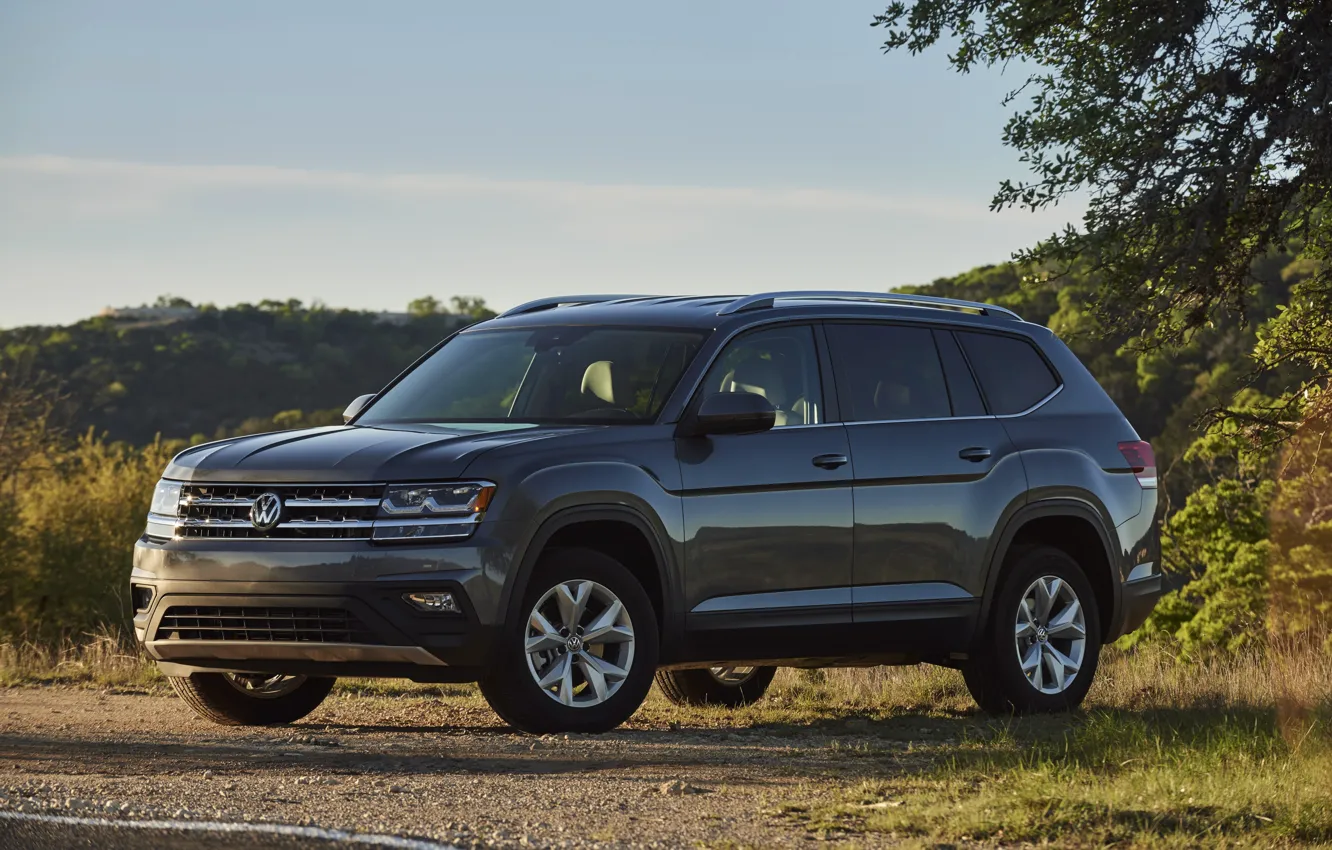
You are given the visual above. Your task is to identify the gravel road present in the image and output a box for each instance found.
[0,685,951,848]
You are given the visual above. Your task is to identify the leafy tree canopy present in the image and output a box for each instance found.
[875,1,1332,438]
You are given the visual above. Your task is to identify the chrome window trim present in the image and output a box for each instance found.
[839,383,1065,426]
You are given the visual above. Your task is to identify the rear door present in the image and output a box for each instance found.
[823,322,1027,650]
[677,323,854,661]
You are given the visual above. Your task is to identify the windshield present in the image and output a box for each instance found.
[359,326,708,425]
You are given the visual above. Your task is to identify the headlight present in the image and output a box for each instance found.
[145,479,183,540]
[379,482,495,517]
[150,480,183,517]
[373,481,495,543]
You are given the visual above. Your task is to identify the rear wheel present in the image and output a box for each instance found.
[169,672,335,726]
[480,548,659,734]
[963,545,1101,714]
[656,665,777,708]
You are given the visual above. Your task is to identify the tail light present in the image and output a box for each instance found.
[1117,441,1157,488]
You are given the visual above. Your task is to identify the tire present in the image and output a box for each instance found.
[656,666,777,708]
[168,673,335,726]
[963,545,1102,714]
[480,547,659,734]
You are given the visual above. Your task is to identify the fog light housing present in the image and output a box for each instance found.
[131,584,155,612]
[403,591,461,614]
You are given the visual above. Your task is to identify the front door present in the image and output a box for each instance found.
[676,324,854,662]
[823,322,1027,653]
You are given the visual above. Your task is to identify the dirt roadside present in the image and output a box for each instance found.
[0,686,948,848]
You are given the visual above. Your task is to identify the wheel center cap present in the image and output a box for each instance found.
[1036,627,1048,643]
[566,634,584,652]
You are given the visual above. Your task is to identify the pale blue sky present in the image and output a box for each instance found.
[0,1,1079,328]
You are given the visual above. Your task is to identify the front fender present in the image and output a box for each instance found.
[481,455,685,658]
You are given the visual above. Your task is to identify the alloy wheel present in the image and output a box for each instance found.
[708,666,757,685]
[1013,575,1086,695]
[525,579,636,707]
[222,672,307,699]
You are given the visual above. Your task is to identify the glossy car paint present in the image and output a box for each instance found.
[131,297,1163,680]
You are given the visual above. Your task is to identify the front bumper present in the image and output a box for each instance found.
[130,523,517,681]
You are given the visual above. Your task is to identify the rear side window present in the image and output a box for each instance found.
[957,331,1059,414]
[825,324,950,421]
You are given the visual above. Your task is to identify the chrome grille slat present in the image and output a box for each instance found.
[176,483,384,540]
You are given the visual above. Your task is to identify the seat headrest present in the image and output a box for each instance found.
[873,381,911,418]
[581,361,615,404]
[728,358,788,408]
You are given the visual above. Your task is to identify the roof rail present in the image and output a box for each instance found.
[716,291,1022,321]
[497,295,655,319]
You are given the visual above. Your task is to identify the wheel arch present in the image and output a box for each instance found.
[978,499,1121,642]
[500,504,679,660]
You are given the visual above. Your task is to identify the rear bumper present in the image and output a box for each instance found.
[1116,574,1164,638]
[130,529,515,681]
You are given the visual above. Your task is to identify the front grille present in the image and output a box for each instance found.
[156,606,382,644]
[177,483,383,539]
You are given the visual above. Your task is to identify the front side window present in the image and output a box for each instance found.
[697,325,822,427]
[359,327,706,425]
[825,323,951,422]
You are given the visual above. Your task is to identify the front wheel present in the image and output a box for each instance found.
[169,672,335,726]
[480,548,659,734]
[656,665,777,708]
[963,545,1101,714]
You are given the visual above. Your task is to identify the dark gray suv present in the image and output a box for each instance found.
[131,292,1163,733]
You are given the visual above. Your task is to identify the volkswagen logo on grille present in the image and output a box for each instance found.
[249,492,284,533]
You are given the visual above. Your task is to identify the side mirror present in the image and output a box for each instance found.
[678,392,777,438]
[343,393,375,423]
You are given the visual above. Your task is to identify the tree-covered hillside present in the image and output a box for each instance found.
[0,298,488,445]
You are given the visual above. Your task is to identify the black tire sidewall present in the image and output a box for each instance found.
[481,548,660,734]
[979,546,1102,713]
[172,673,335,726]
[655,666,777,708]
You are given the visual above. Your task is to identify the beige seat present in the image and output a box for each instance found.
[724,359,791,426]
[581,361,615,405]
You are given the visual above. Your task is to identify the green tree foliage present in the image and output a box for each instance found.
[874,1,1332,350]
[875,0,1331,461]
[0,432,179,642]
[0,299,490,445]
[407,295,443,317]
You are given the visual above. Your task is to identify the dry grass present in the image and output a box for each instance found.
[4,638,1330,846]
[768,648,1332,848]
[0,628,163,690]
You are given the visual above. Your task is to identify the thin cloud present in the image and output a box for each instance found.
[0,154,1027,221]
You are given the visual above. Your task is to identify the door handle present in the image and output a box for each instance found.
[812,454,849,470]
[958,446,992,462]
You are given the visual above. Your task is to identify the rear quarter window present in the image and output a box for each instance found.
[957,331,1060,415]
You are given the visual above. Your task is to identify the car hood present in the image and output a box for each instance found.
[163,422,582,483]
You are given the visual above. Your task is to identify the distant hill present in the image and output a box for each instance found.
[0,300,482,445]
